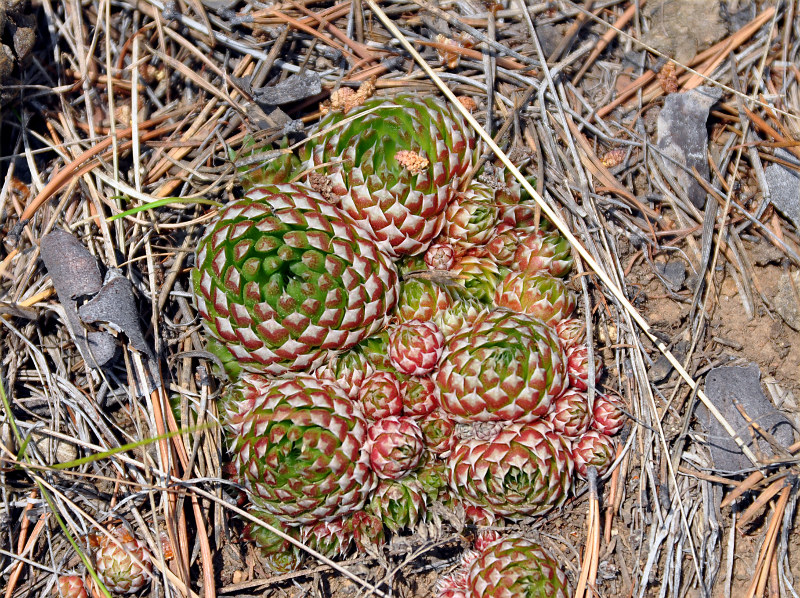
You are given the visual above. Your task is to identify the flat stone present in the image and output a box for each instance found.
[656,86,723,208]
[699,364,795,474]
[764,148,800,230]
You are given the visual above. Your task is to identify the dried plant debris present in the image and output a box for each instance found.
[656,86,723,208]
[244,72,322,106]
[77,269,154,361]
[41,230,153,372]
[40,229,118,369]
[699,364,796,474]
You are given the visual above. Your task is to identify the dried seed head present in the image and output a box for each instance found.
[657,62,678,94]
[395,150,429,175]
[320,81,376,115]
[456,96,477,112]
[308,171,336,202]
[601,148,626,168]
[320,87,356,115]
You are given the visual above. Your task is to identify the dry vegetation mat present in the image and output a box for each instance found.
[0,0,799,596]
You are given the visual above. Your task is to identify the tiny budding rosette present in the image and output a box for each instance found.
[436,309,567,423]
[193,183,399,376]
[226,373,376,525]
[546,389,591,438]
[401,375,440,418]
[572,430,617,479]
[566,344,603,391]
[94,527,152,595]
[56,576,88,598]
[367,415,425,479]
[303,95,476,257]
[592,393,626,435]
[359,370,403,420]
[388,319,445,375]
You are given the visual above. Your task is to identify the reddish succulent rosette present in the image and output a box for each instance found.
[303,95,476,257]
[419,411,457,455]
[546,389,591,438]
[193,184,399,376]
[442,183,500,249]
[514,230,573,278]
[359,370,403,420]
[367,416,425,479]
[94,527,153,595]
[484,225,525,267]
[402,375,440,418]
[446,421,573,517]
[591,394,626,435]
[494,272,576,326]
[425,242,456,270]
[566,344,603,391]
[437,309,567,423]
[227,374,376,524]
[389,320,445,375]
[465,536,570,598]
[56,576,88,598]
[554,318,586,352]
[369,476,426,532]
[572,430,616,479]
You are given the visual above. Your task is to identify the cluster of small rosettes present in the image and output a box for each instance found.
[191,96,626,593]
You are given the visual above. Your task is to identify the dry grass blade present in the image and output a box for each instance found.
[744,483,791,598]
[575,468,600,597]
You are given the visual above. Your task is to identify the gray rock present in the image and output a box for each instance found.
[773,270,800,331]
[655,260,686,291]
[764,149,800,230]
[699,364,796,474]
[656,86,723,209]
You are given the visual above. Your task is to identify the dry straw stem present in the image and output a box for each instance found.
[744,482,792,598]
[363,0,758,467]
[574,468,600,598]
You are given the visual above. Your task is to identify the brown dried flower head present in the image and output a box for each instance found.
[457,96,477,112]
[657,62,678,94]
[395,150,429,175]
[320,81,377,115]
[601,148,626,168]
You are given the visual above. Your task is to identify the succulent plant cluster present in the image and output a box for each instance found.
[191,94,628,595]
